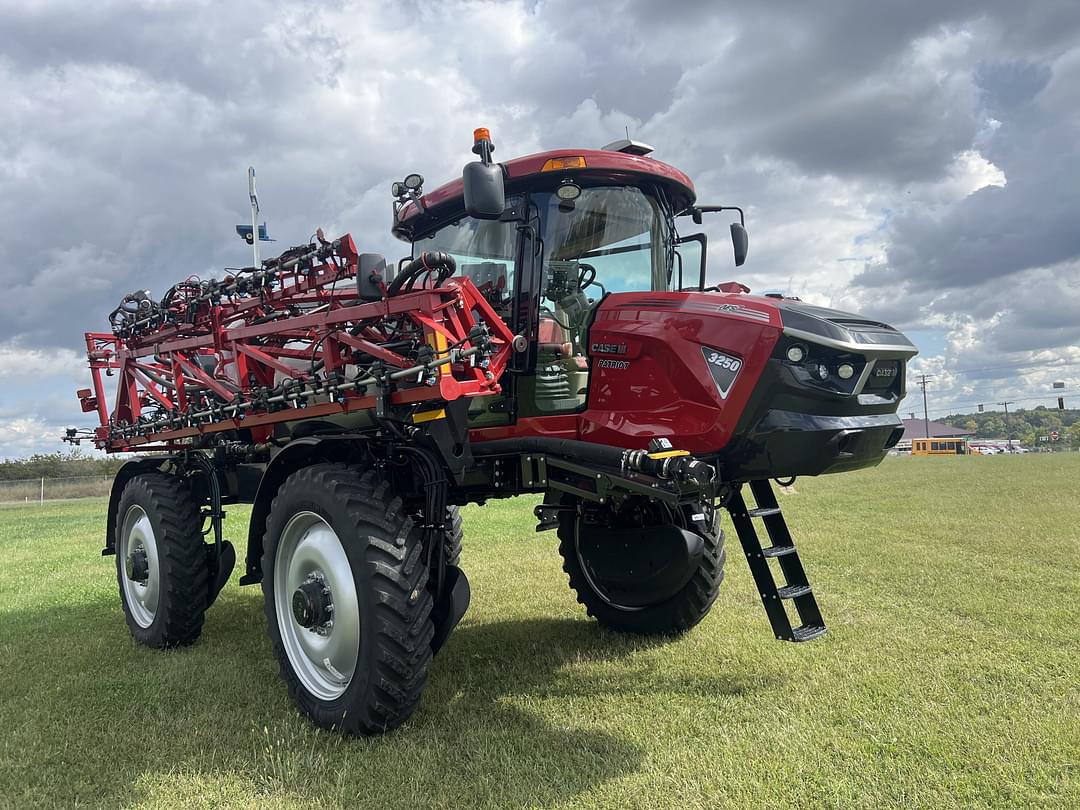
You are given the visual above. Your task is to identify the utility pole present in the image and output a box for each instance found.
[998,400,1014,444]
[917,374,933,441]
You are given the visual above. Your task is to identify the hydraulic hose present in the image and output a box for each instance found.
[470,437,715,485]
[387,252,456,295]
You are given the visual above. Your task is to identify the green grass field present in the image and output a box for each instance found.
[0,455,1077,808]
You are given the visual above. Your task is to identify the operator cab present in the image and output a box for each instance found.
[394,131,741,425]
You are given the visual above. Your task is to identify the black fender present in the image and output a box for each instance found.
[102,457,177,556]
[239,436,362,585]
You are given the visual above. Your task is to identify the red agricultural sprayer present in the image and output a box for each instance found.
[68,131,917,734]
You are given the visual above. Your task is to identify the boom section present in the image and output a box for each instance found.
[77,235,516,452]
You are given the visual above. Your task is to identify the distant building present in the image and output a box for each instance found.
[900,419,975,440]
[894,419,975,453]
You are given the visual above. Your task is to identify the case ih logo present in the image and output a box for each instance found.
[716,304,771,323]
[591,342,628,355]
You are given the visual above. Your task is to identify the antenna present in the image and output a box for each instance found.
[248,167,260,268]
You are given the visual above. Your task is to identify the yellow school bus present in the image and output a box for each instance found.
[911,438,970,455]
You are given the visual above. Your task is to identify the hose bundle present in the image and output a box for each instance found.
[387,252,456,295]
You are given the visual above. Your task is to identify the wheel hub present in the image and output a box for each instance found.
[291,576,333,631]
[119,504,159,629]
[274,511,359,700]
[125,546,149,584]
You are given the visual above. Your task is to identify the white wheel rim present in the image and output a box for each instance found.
[120,505,160,628]
[274,511,360,701]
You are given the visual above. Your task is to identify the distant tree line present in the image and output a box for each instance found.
[940,407,1080,447]
[0,451,126,481]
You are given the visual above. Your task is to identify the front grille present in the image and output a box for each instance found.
[864,361,900,390]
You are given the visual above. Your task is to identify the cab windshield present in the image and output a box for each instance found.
[534,186,674,294]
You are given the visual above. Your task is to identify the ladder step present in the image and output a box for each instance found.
[792,624,827,642]
[748,506,781,518]
[761,544,796,558]
[777,584,812,599]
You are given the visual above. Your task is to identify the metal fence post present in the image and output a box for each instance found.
[40,477,44,505]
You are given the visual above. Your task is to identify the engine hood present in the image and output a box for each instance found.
[771,299,917,356]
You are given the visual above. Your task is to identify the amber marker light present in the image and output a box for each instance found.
[541,156,587,171]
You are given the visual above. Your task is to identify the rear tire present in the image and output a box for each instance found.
[442,505,463,567]
[262,464,434,735]
[557,497,725,635]
[114,472,209,648]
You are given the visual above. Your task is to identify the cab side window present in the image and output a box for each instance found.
[412,197,522,325]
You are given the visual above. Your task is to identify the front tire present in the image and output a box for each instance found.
[262,464,434,735]
[114,472,209,648]
[557,496,725,635]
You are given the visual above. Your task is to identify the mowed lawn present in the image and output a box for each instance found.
[0,455,1077,808]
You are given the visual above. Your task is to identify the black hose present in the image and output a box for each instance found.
[471,437,715,485]
[473,437,624,467]
[387,252,456,295]
[395,445,448,598]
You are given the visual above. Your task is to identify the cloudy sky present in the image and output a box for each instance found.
[2,0,1079,457]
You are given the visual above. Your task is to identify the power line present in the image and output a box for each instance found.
[937,358,1080,377]
[913,389,1080,418]
[899,357,1079,426]
[920,390,1080,419]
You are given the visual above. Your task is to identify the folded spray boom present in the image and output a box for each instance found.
[76,235,518,452]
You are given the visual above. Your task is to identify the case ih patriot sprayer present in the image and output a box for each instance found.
[68,131,916,734]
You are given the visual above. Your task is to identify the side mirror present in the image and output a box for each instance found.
[463,161,505,220]
[357,253,386,301]
[730,222,749,267]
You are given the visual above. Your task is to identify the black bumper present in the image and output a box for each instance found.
[718,410,904,480]
[716,348,909,481]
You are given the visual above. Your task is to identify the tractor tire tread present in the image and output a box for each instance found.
[115,472,209,648]
[262,463,433,735]
[558,505,725,635]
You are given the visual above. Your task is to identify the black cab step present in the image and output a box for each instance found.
[777,584,812,599]
[748,506,781,518]
[792,624,827,642]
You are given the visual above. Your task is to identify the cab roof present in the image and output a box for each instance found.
[393,148,697,242]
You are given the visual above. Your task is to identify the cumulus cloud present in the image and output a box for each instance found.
[0,341,86,379]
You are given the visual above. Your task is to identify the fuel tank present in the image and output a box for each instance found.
[580,291,917,480]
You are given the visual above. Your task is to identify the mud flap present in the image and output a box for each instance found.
[206,540,235,607]
[430,564,471,654]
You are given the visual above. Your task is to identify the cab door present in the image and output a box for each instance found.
[411,199,526,428]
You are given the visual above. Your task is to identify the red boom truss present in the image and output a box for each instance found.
[77,234,515,452]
